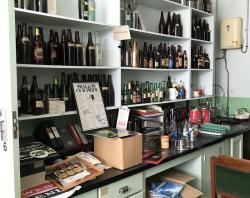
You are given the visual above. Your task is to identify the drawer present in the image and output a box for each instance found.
[98,173,143,198]
[128,191,144,198]
[72,189,97,198]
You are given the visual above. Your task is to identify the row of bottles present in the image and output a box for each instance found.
[79,0,96,21]
[16,23,102,66]
[191,46,210,69]
[171,0,213,14]
[15,0,47,13]
[18,73,115,116]
[192,18,211,41]
[121,41,188,69]
[159,11,183,37]
[121,76,186,105]
[120,0,141,29]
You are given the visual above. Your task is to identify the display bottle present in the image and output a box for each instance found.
[33,27,45,64]
[139,49,143,68]
[66,74,74,111]
[145,81,150,103]
[177,14,183,37]
[177,45,183,69]
[162,81,169,100]
[52,77,60,101]
[120,0,126,25]
[66,29,75,65]
[148,44,154,68]
[40,27,47,57]
[167,75,173,89]
[79,0,89,20]
[178,81,185,99]
[20,23,32,64]
[132,0,138,28]
[192,19,196,38]
[30,76,44,115]
[47,30,56,65]
[127,82,132,105]
[141,82,146,103]
[171,13,176,36]
[100,75,108,106]
[88,0,96,21]
[86,32,96,66]
[122,83,127,105]
[183,50,188,69]
[154,47,161,69]
[143,42,148,68]
[34,0,47,13]
[60,73,68,103]
[107,75,115,106]
[87,74,93,82]
[135,81,141,104]
[165,12,172,35]
[53,31,60,65]
[149,83,155,102]
[132,82,137,104]
[153,83,158,102]
[82,74,87,82]
[95,32,102,66]
[131,40,139,67]
[16,24,22,63]
[125,1,132,27]
[159,11,165,34]
[19,76,29,114]
[75,31,84,66]
[28,26,34,44]
[60,30,68,65]
[168,47,174,69]
[44,84,52,114]
[204,53,210,69]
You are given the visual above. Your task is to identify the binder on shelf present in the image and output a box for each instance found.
[47,120,65,149]
[73,124,88,145]
[67,123,83,145]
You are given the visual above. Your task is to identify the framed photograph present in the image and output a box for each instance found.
[73,83,109,132]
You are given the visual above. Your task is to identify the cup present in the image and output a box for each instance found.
[169,88,178,100]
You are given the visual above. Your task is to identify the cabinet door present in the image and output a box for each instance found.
[73,189,97,198]
[201,142,225,198]
[230,135,243,159]
[98,173,143,198]
[127,191,144,198]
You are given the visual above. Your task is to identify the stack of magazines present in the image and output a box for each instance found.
[148,181,184,198]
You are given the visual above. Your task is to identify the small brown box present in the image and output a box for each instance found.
[94,133,143,170]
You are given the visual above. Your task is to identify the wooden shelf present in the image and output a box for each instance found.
[122,67,189,72]
[191,8,214,17]
[15,8,114,31]
[191,38,213,45]
[18,106,119,121]
[17,64,119,70]
[130,28,189,41]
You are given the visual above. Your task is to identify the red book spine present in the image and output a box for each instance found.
[67,123,83,145]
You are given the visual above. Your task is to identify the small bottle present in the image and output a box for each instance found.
[86,32,96,66]
[75,31,84,66]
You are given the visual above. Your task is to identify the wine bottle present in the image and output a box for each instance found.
[16,24,22,64]
[39,27,47,59]
[86,32,96,66]
[131,40,139,67]
[143,42,148,68]
[19,76,29,114]
[34,0,47,13]
[20,23,31,64]
[171,13,176,36]
[66,29,75,66]
[52,77,60,101]
[183,50,188,69]
[75,31,83,66]
[125,1,132,27]
[30,76,44,115]
[135,81,141,104]
[66,74,74,111]
[132,0,138,28]
[107,75,115,106]
[47,30,57,65]
[100,75,108,106]
[88,0,96,21]
[177,14,183,37]
[159,11,165,34]
[79,0,89,20]
[53,31,60,65]
[95,32,102,66]
[44,84,52,114]
[33,27,45,64]
[165,12,172,35]
[60,73,68,106]
[148,44,154,68]
[60,29,68,65]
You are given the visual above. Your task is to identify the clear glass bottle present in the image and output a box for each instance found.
[88,0,96,21]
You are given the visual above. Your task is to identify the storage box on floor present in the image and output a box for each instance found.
[94,133,143,170]
[147,169,203,198]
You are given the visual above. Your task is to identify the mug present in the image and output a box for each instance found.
[169,88,178,100]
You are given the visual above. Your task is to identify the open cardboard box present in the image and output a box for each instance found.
[160,169,203,198]
[94,133,143,170]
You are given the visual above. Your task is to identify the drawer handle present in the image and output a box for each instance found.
[119,186,129,194]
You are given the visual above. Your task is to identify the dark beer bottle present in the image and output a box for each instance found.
[86,32,96,66]
[30,76,44,115]
[21,23,31,64]
[66,29,75,65]
[75,31,84,66]
[32,27,45,64]
[159,11,165,34]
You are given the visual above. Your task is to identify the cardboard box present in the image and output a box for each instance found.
[160,170,203,198]
[94,134,142,170]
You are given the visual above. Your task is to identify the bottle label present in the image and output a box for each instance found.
[178,58,183,67]
[155,61,159,68]
[34,47,44,62]
[184,60,188,68]
[51,50,57,60]
[175,59,179,68]
[169,59,174,69]
[18,100,21,108]
[132,95,137,104]
[75,43,83,48]
[124,95,128,103]
[36,101,44,108]
[21,37,30,44]
[102,87,109,91]
[149,59,153,68]
[144,59,148,68]
[84,11,89,17]
[136,95,141,103]
[62,97,69,101]
[88,46,95,50]
[159,91,163,98]
[68,42,74,47]
[147,92,151,98]
[161,59,166,68]
[126,15,131,21]
[143,93,147,99]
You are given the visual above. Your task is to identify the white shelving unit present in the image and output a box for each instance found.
[11,0,215,196]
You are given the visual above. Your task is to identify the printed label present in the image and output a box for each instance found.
[36,101,44,108]
[34,47,44,61]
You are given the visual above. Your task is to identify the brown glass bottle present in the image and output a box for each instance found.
[100,75,108,106]
[44,84,52,114]
[75,31,84,66]
[165,12,172,35]
[79,0,89,20]
[30,76,44,115]
[143,42,148,68]
[66,74,75,111]
[32,27,45,64]
[66,29,75,66]
[86,32,96,66]
[107,75,115,106]
[60,29,68,65]
[159,11,165,34]
[47,30,57,65]
[60,72,68,104]
[16,24,22,63]
[20,23,32,64]
[19,76,29,114]
[53,31,60,65]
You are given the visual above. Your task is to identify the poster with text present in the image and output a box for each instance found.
[73,83,109,132]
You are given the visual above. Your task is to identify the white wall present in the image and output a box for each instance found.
[216,0,250,98]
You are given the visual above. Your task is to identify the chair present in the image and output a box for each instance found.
[210,155,250,198]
